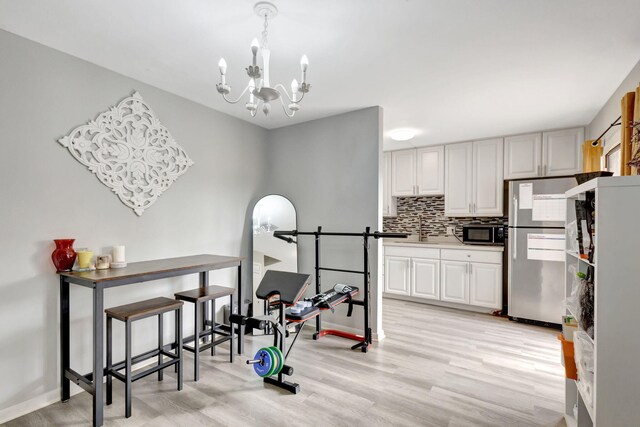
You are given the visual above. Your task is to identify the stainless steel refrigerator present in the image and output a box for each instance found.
[507,177,575,324]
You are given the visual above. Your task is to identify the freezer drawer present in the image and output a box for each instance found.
[507,227,565,324]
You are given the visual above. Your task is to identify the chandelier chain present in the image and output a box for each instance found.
[261,14,269,49]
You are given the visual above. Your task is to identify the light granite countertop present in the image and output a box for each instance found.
[383,236,504,252]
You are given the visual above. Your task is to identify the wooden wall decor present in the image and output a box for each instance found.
[58,92,194,216]
[630,85,640,174]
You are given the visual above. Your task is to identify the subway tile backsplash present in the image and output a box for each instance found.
[383,196,506,238]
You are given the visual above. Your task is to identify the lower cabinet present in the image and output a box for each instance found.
[384,246,502,310]
[469,262,501,308]
[440,260,469,304]
[384,256,411,296]
[411,258,440,300]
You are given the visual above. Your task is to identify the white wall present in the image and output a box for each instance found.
[0,30,268,419]
[588,59,640,140]
[264,107,383,337]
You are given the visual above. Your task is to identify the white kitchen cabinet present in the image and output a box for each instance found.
[469,262,501,308]
[411,258,440,300]
[444,142,473,215]
[542,128,584,177]
[391,147,445,197]
[383,152,397,216]
[391,149,416,196]
[473,138,504,216]
[504,133,542,179]
[440,260,469,304]
[384,256,410,295]
[503,128,584,179]
[445,139,503,217]
[416,146,444,195]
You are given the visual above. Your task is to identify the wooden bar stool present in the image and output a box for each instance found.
[105,297,183,418]
[174,285,235,381]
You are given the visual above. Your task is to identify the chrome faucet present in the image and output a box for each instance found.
[418,214,423,241]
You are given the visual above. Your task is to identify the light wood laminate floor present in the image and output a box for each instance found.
[6,299,565,426]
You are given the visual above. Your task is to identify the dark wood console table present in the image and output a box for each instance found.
[58,254,244,427]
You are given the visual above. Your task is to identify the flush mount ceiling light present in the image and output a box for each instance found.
[216,1,310,117]
[389,129,417,141]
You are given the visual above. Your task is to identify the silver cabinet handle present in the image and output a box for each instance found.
[537,165,541,176]
[416,185,419,194]
[469,203,472,213]
[543,165,547,176]
[470,264,473,275]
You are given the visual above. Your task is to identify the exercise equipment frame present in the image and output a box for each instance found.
[274,226,407,352]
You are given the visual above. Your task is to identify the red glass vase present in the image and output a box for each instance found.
[52,239,77,272]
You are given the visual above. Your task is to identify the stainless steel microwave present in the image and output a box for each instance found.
[462,224,505,245]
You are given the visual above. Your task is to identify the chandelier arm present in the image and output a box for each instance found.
[278,96,296,118]
[273,84,306,104]
[221,84,251,104]
[274,84,295,103]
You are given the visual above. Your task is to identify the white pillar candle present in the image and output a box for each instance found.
[113,245,126,263]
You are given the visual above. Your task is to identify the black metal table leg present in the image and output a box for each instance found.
[93,285,104,426]
[211,299,216,356]
[176,307,183,390]
[229,295,234,363]
[237,264,243,355]
[194,302,200,381]
[158,314,163,381]
[125,319,132,418]
[200,271,208,344]
[60,276,70,402]
[106,316,112,406]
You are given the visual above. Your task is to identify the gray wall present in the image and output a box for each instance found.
[0,30,268,416]
[264,107,383,335]
[588,59,640,139]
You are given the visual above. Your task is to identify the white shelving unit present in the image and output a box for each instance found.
[563,176,640,426]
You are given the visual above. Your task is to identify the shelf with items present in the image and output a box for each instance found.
[563,176,640,426]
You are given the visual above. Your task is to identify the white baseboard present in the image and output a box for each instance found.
[0,358,159,424]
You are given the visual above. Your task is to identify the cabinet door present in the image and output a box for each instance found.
[473,138,504,216]
[440,260,469,304]
[504,133,542,179]
[416,146,444,195]
[391,149,416,196]
[542,128,584,177]
[411,258,440,300]
[469,262,502,309]
[383,152,396,216]
[384,256,411,295]
[444,143,473,216]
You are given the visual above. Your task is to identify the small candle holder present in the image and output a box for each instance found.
[111,245,127,268]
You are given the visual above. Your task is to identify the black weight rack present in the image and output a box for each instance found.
[273,226,407,352]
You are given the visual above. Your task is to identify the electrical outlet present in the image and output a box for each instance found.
[446,226,456,236]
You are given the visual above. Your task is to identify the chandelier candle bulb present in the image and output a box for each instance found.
[218,58,227,85]
[291,79,299,102]
[300,55,308,83]
[251,38,259,66]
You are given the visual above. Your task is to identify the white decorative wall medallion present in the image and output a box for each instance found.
[58,92,194,216]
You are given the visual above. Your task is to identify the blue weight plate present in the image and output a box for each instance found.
[252,348,275,378]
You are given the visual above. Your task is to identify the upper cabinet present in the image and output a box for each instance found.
[445,138,503,217]
[391,147,444,197]
[416,146,445,195]
[504,133,542,179]
[542,128,584,177]
[391,149,417,196]
[383,152,397,217]
[504,128,584,179]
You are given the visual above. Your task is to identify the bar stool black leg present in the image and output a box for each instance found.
[125,319,132,418]
[106,316,112,406]
[176,307,183,391]
[211,300,216,356]
[194,303,200,381]
[158,313,163,381]
[230,295,235,363]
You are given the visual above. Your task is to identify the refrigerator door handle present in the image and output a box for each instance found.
[512,228,517,260]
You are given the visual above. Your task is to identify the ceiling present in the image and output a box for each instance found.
[1,0,639,150]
